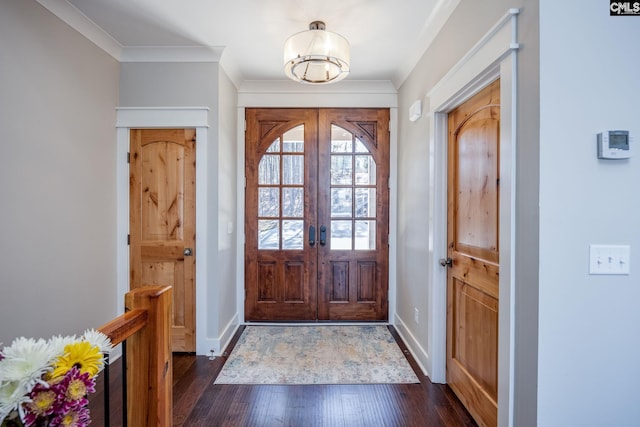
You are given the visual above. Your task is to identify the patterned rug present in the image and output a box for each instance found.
[214,325,419,385]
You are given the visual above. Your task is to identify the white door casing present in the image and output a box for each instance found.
[115,107,212,355]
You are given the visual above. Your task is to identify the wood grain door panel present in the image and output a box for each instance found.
[446,80,500,427]
[317,109,389,321]
[245,109,318,321]
[130,128,196,352]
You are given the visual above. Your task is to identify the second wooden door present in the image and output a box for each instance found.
[446,80,500,427]
[245,108,389,321]
[129,128,196,352]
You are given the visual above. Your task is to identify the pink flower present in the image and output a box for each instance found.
[23,383,57,426]
[55,367,95,413]
[20,367,96,426]
[50,405,90,427]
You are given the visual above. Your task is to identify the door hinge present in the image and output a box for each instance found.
[127,234,130,245]
[127,152,130,163]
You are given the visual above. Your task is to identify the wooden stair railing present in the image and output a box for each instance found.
[98,286,173,427]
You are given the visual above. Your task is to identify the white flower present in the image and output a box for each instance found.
[0,379,31,421]
[0,337,56,390]
[82,329,113,354]
[47,334,77,357]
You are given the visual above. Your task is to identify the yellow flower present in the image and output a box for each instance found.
[49,341,103,379]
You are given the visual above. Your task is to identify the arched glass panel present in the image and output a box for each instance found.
[258,125,305,250]
[329,125,376,250]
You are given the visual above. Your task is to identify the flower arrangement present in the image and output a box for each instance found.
[0,330,112,427]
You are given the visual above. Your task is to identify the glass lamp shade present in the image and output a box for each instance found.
[284,27,350,84]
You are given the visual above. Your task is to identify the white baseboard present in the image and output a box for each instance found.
[393,313,433,380]
[197,313,241,357]
[217,313,241,355]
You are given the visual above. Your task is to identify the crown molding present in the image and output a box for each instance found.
[238,80,398,108]
[35,0,225,65]
[35,0,122,60]
[239,79,397,94]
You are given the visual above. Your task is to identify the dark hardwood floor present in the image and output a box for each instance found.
[88,326,477,427]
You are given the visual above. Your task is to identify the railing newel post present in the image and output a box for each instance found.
[98,285,172,427]
[124,286,173,427]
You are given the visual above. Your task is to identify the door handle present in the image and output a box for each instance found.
[319,225,327,246]
[309,225,316,246]
[439,257,452,267]
[184,248,193,257]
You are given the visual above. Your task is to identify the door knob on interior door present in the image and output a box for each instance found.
[184,248,193,256]
[439,257,452,267]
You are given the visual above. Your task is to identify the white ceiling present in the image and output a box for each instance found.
[55,0,459,88]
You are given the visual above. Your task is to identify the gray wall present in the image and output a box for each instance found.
[538,1,640,425]
[119,62,218,107]
[0,0,119,343]
[215,69,238,335]
[397,0,539,425]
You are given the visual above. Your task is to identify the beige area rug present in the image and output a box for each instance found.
[214,325,420,385]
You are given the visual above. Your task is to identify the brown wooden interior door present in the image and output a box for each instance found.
[245,108,389,322]
[130,128,196,352]
[446,80,500,427]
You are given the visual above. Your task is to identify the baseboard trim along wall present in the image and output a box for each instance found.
[393,313,431,380]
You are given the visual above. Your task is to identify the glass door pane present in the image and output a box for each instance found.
[257,125,305,250]
[329,125,377,250]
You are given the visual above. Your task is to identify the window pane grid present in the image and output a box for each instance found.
[329,125,377,251]
[258,126,305,250]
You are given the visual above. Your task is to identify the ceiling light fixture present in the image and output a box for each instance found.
[284,21,350,84]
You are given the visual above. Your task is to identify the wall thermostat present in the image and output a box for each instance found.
[597,130,631,159]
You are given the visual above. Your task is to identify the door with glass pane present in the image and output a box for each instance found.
[245,108,389,321]
[317,109,389,320]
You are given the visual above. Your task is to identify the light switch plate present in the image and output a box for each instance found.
[589,244,630,275]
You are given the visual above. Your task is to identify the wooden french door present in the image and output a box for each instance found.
[129,128,196,352]
[245,108,389,321]
[446,80,500,427]
[245,109,318,321]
